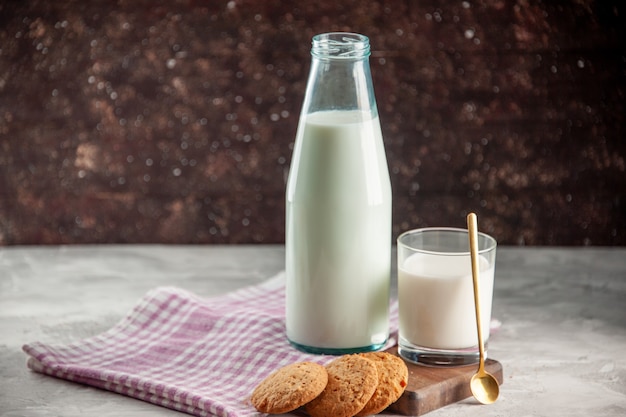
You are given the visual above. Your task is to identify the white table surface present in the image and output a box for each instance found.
[1,245,625,416]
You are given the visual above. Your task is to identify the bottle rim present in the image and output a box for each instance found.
[311,32,370,59]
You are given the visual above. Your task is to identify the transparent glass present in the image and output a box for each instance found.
[397,228,497,366]
[303,33,376,115]
[285,33,392,354]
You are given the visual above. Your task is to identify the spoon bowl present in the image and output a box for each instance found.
[467,213,500,405]
[470,370,500,404]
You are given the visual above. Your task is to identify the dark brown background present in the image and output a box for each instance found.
[1,0,624,246]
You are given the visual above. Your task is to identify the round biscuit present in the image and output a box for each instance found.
[251,361,328,414]
[305,354,378,417]
[356,351,409,416]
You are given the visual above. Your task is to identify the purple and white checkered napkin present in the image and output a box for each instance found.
[23,273,399,417]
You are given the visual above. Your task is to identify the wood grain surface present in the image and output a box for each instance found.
[387,351,503,416]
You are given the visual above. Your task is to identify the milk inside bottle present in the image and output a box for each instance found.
[285,33,392,354]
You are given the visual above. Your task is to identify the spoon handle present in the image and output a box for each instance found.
[467,213,486,373]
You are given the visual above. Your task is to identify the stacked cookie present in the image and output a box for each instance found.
[251,352,409,417]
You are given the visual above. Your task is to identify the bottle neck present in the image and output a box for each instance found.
[311,32,370,60]
[301,32,377,115]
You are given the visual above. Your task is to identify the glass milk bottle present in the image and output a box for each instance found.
[285,32,392,354]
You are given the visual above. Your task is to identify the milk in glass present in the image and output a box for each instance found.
[398,252,494,349]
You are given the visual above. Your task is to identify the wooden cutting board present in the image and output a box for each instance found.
[385,347,504,416]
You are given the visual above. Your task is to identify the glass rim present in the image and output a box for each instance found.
[311,32,370,59]
[397,227,497,256]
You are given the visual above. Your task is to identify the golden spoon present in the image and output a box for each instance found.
[467,213,500,404]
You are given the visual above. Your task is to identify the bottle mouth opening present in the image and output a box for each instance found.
[311,32,370,59]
